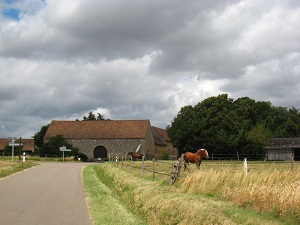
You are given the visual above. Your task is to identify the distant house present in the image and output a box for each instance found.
[0,138,35,155]
[44,120,155,159]
[266,138,300,161]
[152,126,178,159]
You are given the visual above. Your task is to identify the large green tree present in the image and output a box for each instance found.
[33,124,49,148]
[38,135,79,157]
[167,94,300,158]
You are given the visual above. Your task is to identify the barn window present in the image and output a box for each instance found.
[94,146,107,159]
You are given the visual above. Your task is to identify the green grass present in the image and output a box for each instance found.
[82,165,147,225]
[0,160,38,178]
[83,163,290,225]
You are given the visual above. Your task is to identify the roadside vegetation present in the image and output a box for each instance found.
[0,160,37,179]
[83,161,300,225]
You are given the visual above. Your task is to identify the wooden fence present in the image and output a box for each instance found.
[108,153,182,184]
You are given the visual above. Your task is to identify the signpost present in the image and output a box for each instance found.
[8,135,19,163]
[60,146,71,161]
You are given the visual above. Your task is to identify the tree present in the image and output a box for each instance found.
[83,111,105,120]
[167,94,300,158]
[33,124,49,148]
[38,135,78,157]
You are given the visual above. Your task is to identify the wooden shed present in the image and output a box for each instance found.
[266,138,300,161]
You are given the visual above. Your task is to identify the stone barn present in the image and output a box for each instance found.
[44,120,155,159]
[152,126,178,159]
[266,138,300,161]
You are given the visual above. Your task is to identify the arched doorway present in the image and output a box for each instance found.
[93,146,107,159]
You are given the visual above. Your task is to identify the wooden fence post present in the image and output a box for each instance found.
[169,157,182,185]
[142,155,145,176]
[291,153,294,172]
[152,158,155,179]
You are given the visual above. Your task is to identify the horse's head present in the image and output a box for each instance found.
[127,152,133,156]
[200,149,209,159]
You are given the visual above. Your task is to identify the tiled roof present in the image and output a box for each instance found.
[152,126,170,146]
[0,138,35,151]
[44,120,151,139]
[267,138,300,149]
[152,126,170,141]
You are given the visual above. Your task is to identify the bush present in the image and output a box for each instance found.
[160,152,170,160]
[77,152,88,162]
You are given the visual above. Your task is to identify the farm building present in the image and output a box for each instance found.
[0,138,35,155]
[266,138,300,161]
[152,126,178,159]
[44,120,174,160]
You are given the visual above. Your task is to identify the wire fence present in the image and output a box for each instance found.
[108,153,300,184]
[109,154,178,180]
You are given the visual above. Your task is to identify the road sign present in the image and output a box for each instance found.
[60,146,71,161]
[8,135,19,163]
[60,146,71,151]
[9,142,23,147]
[8,136,18,140]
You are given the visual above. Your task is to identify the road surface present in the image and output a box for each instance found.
[0,162,92,225]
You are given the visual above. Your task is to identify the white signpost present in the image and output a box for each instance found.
[60,146,71,161]
[8,135,20,163]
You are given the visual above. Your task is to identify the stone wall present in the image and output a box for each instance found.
[68,138,150,159]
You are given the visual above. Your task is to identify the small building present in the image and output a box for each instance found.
[0,138,35,155]
[266,138,300,161]
[44,120,155,159]
[151,126,178,159]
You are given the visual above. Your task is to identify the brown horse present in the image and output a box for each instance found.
[183,149,209,171]
[127,151,143,160]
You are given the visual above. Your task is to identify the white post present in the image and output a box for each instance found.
[244,158,248,175]
[22,152,26,163]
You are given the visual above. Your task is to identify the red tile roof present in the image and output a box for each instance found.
[44,120,151,139]
[152,126,170,141]
[0,138,35,151]
[151,126,171,146]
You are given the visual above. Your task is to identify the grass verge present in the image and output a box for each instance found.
[83,163,288,225]
[82,165,147,225]
[0,160,38,179]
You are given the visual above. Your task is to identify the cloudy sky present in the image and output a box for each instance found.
[0,0,299,138]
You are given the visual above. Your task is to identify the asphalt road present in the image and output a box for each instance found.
[0,162,92,225]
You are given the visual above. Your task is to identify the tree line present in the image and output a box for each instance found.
[166,94,300,159]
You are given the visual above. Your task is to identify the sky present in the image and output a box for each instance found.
[0,0,299,138]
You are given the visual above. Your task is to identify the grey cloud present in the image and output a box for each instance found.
[0,0,300,138]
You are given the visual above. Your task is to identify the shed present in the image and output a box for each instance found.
[0,138,35,154]
[266,138,300,161]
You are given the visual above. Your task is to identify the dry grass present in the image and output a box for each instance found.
[87,163,285,225]
[0,160,37,178]
[181,161,300,217]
